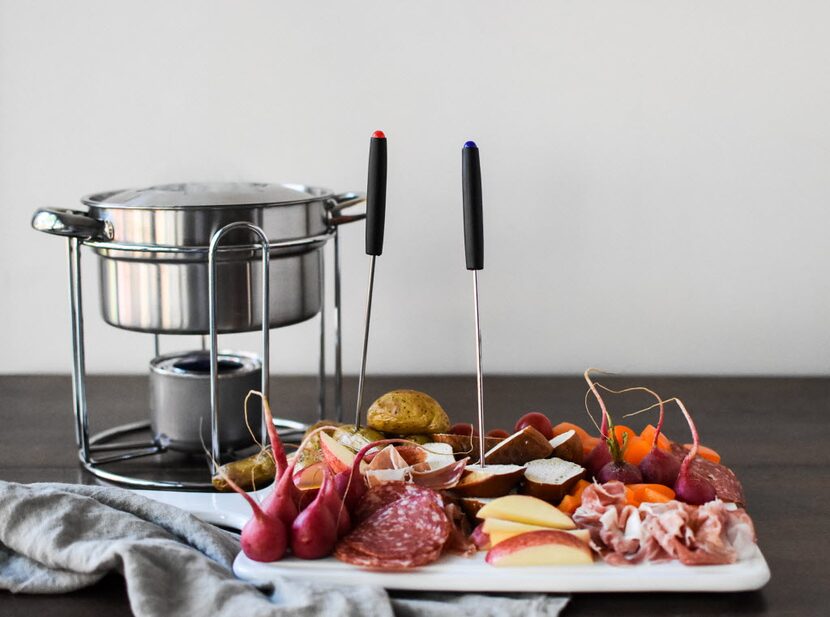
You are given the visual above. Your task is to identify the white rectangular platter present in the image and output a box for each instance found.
[233,548,770,593]
[135,489,770,593]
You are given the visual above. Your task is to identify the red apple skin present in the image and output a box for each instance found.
[485,530,592,565]
[514,413,554,440]
[449,422,476,436]
[486,429,510,439]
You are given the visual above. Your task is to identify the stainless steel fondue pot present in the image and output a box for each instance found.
[33,182,364,334]
[32,181,364,489]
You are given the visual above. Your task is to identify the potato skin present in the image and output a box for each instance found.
[366,390,451,435]
[212,447,276,492]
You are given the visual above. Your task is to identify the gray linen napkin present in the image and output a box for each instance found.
[0,482,568,617]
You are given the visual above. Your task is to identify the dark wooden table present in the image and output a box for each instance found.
[1,375,827,616]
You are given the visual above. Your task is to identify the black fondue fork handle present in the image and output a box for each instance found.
[354,130,388,428]
[462,141,483,271]
[462,140,487,466]
[365,130,388,256]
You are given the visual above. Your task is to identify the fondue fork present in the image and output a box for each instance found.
[354,130,388,428]
[462,141,486,466]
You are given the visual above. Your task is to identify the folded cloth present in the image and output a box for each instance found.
[0,482,568,617]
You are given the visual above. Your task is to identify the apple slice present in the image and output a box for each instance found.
[319,431,357,474]
[293,460,326,490]
[483,518,590,546]
[476,494,576,529]
[451,464,525,498]
[485,530,594,566]
[488,529,590,547]
[483,517,550,534]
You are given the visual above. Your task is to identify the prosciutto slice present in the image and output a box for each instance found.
[573,481,757,566]
[363,444,467,490]
[411,458,469,490]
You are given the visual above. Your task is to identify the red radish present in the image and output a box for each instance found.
[290,470,338,559]
[319,470,351,538]
[583,369,613,476]
[638,393,681,486]
[260,454,300,527]
[585,441,612,477]
[596,416,643,484]
[584,369,611,439]
[486,428,510,439]
[582,380,679,485]
[672,399,716,505]
[596,458,642,484]
[333,468,366,512]
[260,425,341,528]
[639,444,681,487]
[245,391,288,479]
[449,422,475,436]
[219,472,286,562]
[513,412,554,439]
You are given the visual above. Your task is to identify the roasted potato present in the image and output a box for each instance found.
[366,390,451,435]
[212,447,275,492]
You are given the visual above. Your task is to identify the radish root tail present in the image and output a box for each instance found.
[584,368,613,437]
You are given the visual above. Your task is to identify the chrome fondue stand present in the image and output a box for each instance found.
[55,205,360,489]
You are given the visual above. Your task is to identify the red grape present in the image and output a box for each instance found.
[449,422,475,436]
[486,428,510,439]
[513,412,554,439]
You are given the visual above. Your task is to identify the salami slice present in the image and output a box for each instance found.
[353,481,444,523]
[334,541,443,570]
[335,487,451,570]
[342,493,450,559]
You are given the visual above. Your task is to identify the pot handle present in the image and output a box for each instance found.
[327,191,365,213]
[327,191,367,226]
[31,208,113,240]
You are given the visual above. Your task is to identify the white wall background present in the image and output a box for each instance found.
[1,0,828,376]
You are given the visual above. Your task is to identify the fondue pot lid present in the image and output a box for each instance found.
[82,182,329,210]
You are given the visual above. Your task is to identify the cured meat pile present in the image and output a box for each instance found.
[573,482,756,566]
[335,482,473,569]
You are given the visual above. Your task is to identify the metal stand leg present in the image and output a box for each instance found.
[153,335,160,358]
[317,247,326,421]
[333,227,344,422]
[67,238,90,462]
[208,223,271,466]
